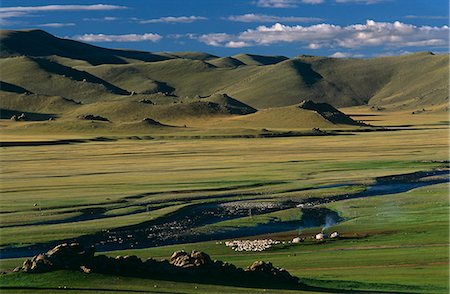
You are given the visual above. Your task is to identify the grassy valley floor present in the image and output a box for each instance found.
[0,108,448,293]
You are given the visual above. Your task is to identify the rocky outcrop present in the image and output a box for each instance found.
[139,99,154,104]
[14,243,299,287]
[298,100,365,126]
[247,261,295,282]
[15,243,95,273]
[77,114,109,122]
[141,118,168,127]
[170,250,212,267]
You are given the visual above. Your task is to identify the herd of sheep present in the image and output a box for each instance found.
[222,232,340,252]
[224,239,280,252]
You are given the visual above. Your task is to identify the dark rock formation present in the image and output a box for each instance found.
[298,100,365,126]
[247,261,294,282]
[15,243,95,273]
[139,99,154,104]
[204,93,257,115]
[141,118,167,126]
[14,243,300,288]
[77,114,109,122]
[169,250,212,268]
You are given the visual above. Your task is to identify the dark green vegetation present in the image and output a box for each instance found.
[0,29,449,293]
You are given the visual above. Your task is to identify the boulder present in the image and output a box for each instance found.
[171,253,192,268]
[246,260,298,283]
[169,250,212,268]
[170,250,188,263]
[15,243,95,273]
[190,250,211,266]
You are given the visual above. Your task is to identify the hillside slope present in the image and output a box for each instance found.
[0,56,129,103]
[0,29,448,132]
[0,29,172,65]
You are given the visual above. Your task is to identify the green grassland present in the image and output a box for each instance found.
[1,183,448,293]
[0,29,449,293]
[1,107,449,293]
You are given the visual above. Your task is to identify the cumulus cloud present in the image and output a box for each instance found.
[227,14,324,23]
[197,33,233,46]
[254,0,323,8]
[72,33,162,42]
[139,16,206,24]
[225,41,253,48]
[195,20,449,51]
[195,33,252,48]
[38,23,76,28]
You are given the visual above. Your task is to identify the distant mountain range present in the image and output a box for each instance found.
[0,29,448,132]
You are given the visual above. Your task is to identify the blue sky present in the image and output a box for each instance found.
[0,0,448,57]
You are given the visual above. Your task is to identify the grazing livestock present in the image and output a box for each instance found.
[225,239,280,252]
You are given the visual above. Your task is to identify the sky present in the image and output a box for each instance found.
[0,0,448,57]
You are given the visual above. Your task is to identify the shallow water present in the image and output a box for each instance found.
[1,168,448,259]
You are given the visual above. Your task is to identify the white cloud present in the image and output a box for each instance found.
[83,16,119,21]
[329,52,348,57]
[254,0,323,8]
[404,15,449,20]
[139,16,206,24]
[375,50,414,57]
[195,20,449,51]
[227,14,324,23]
[72,33,162,42]
[303,0,325,3]
[197,33,233,46]
[225,41,253,48]
[38,22,76,28]
[0,4,126,25]
[0,11,27,25]
[335,0,388,4]
[308,43,323,49]
[103,16,118,21]
[329,51,365,58]
[0,4,126,12]
[0,11,27,18]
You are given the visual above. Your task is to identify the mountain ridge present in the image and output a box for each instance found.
[0,29,448,133]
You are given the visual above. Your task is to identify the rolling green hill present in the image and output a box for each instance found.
[230,53,289,66]
[0,29,448,133]
[0,56,129,103]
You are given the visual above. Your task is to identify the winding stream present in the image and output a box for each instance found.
[0,168,448,259]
